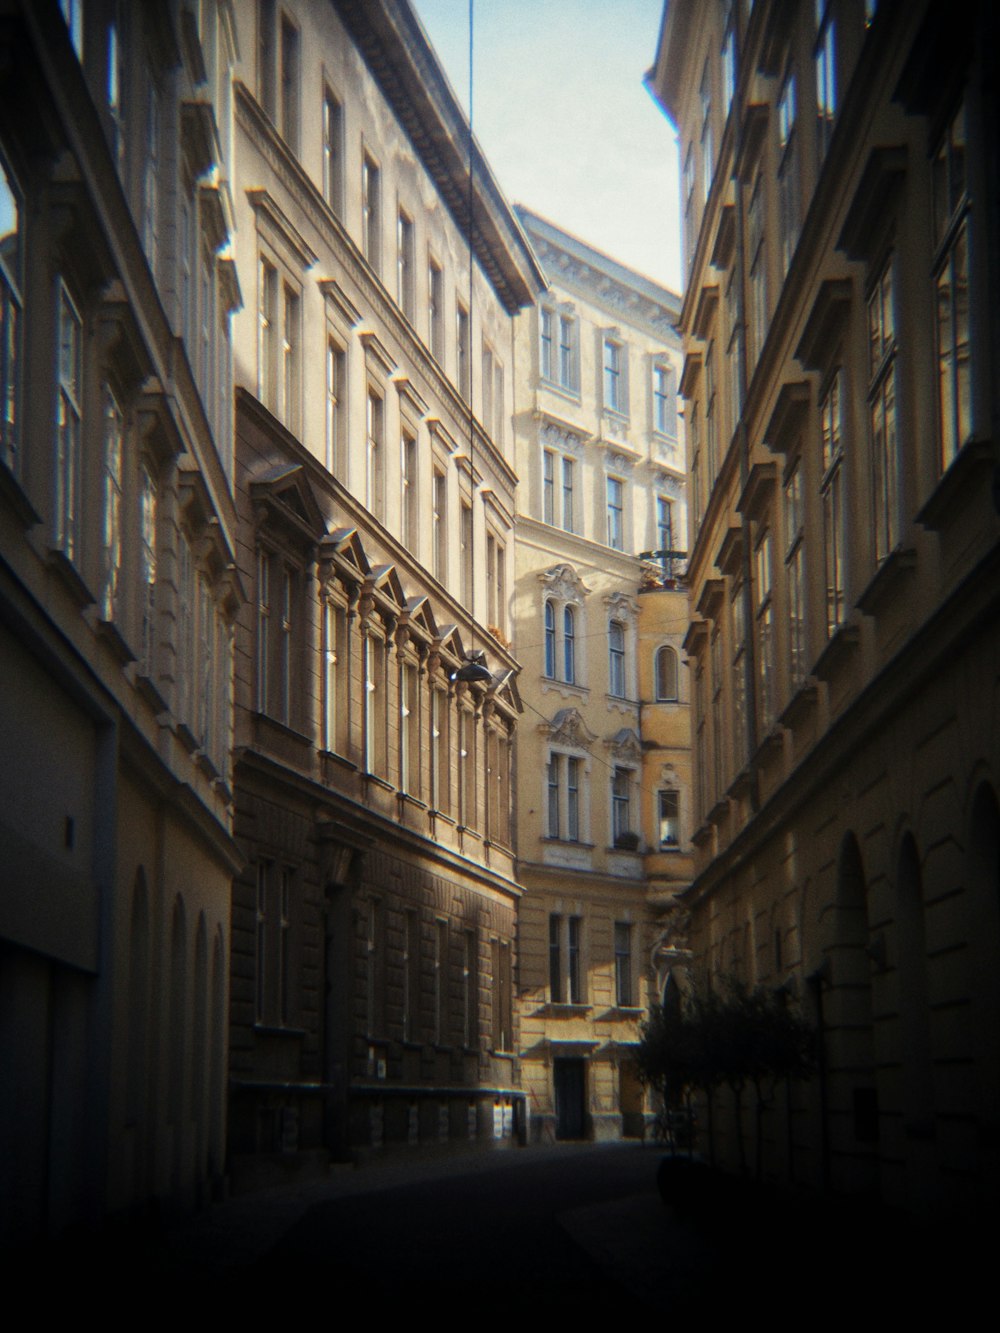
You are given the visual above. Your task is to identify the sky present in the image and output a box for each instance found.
[411,0,683,294]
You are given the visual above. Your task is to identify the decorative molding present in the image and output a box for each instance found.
[538,707,597,752]
[538,563,590,604]
[605,727,643,763]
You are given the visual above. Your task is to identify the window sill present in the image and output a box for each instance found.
[253,1022,307,1038]
[542,837,595,849]
[546,1002,593,1017]
[0,459,40,529]
[364,772,395,793]
[538,376,581,406]
[176,720,200,755]
[916,437,994,530]
[253,712,312,747]
[133,671,168,715]
[46,548,95,609]
[857,545,918,616]
[319,748,358,774]
[397,791,428,811]
[95,616,136,666]
[489,1048,517,1061]
[430,809,456,827]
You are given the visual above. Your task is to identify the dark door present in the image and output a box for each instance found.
[554,1058,586,1139]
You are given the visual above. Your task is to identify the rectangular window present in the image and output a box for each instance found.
[397,211,414,320]
[615,922,633,1007]
[656,495,674,572]
[868,260,898,560]
[456,301,470,400]
[755,529,775,731]
[55,282,82,561]
[700,59,713,202]
[558,315,577,391]
[612,767,631,844]
[259,0,277,119]
[401,430,417,551]
[778,70,799,277]
[547,756,560,838]
[428,256,443,361]
[482,343,494,436]
[659,790,680,847]
[60,0,84,58]
[568,916,582,1004]
[493,359,504,447]
[493,939,512,1052]
[255,860,270,1024]
[542,447,576,535]
[366,900,381,1037]
[463,929,477,1047]
[364,633,386,774]
[366,390,383,520]
[434,919,447,1046]
[431,686,450,814]
[748,174,768,367]
[603,338,625,414]
[609,620,625,698]
[460,500,472,608]
[100,385,124,622]
[326,338,344,474]
[139,464,157,676]
[281,282,300,432]
[0,152,22,471]
[107,20,124,173]
[562,457,575,533]
[540,307,554,380]
[258,257,278,411]
[607,476,624,550]
[362,153,380,272]
[815,2,836,160]
[721,5,736,113]
[821,370,845,636]
[549,913,562,1002]
[432,467,447,582]
[278,866,292,1025]
[280,16,300,152]
[323,599,350,757]
[322,89,343,216]
[143,83,160,275]
[403,910,419,1042]
[784,461,806,688]
[400,661,419,796]
[566,755,580,841]
[543,450,555,526]
[653,362,676,437]
[933,102,971,471]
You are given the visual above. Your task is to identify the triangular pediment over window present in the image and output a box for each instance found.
[538,706,597,751]
[250,461,325,548]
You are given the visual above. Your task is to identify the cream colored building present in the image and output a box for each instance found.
[0,0,241,1239]
[225,0,544,1175]
[511,210,692,1141]
[652,0,1000,1215]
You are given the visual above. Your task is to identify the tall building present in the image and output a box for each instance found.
[0,0,240,1238]
[651,0,1000,1214]
[225,0,544,1178]
[511,209,692,1142]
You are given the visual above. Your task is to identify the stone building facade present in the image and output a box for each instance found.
[511,210,693,1142]
[0,0,241,1239]
[651,0,1000,1215]
[225,0,544,1179]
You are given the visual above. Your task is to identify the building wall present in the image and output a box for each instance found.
[225,0,543,1175]
[652,0,1000,1214]
[0,0,240,1240]
[511,210,693,1142]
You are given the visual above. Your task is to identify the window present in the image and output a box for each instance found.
[100,385,124,623]
[784,461,807,688]
[434,919,447,1045]
[748,173,768,367]
[542,450,575,532]
[549,914,583,1004]
[815,0,836,160]
[544,601,556,678]
[138,464,157,676]
[487,531,505,633]
[397,211,414,320]
[402,910,419,1042]
[700,58,713,202]
[256,549,298,727]
[259,0,277,120]
[493,359,505,448]
[712,628,725,795]
[460,500,472,607]
[431,685,450,814]
[615,922,633,1006]
[820,370,846,636]
[400,660,420,796]
[255,860,269,1024]
[365,389,383,520]
[658,790,680,848]
[364,631,387,775]
[55,281,82,561]
[428,256,443,361]
[868,260,898,560]
[323,598,350,758]
[558,314,576,390]
[59,0,84,58]
[255,859,294,1028]
[777,69,799,278]
[280,16,300,152]
[281,282,300,433]
[107,17,124,173]
[721,3,736,115]
[362,153,380,271]
[365,900,382,1037]
[401,430,417,551]
[322,89,343,216]
[257,257,278,411]
[683,142,696,273]
[755,529,775,731]
[653,362,676,438]
[432,467,447,582]
[482,343,493,435]
[656,495,675,572]
[612,767,632,844]
[655,646,679,702]
[142,84,160,275]
[492,938,513,1052]
[456,301,470,400]
[606,476,625,550]
[705,341,717,482]
[731,575,748,772]
[546,754,582,842]
[539,306,578,392]
[0,152,22,471]
[933,101,971,470]
[463,930,477,1047]
[609,620,625,697]
[326,337,344,474]
[603,338,626,415]
[563,606,576,684]
[540,307,554,380]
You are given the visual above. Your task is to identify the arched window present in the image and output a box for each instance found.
[655,646,678,701]
[563,606,575,683]
[609,621,625,697]
[544,601,556,677]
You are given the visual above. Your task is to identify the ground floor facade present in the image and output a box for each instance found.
[686,557,1000,1218]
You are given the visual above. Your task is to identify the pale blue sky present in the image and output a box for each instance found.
[411,0,682,294]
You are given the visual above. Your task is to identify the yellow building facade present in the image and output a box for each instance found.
[511,211,693,1141]
[652,0,1000,1214]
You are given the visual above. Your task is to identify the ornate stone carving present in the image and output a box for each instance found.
[538,563,589,604]
[604,727,643,763]
[537,707,597,752]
